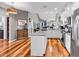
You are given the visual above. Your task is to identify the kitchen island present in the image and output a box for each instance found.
[30,30,62,56]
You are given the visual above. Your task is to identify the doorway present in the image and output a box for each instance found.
[7,17,9,40]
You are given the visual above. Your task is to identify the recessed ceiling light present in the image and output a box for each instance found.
[67,7,69,10]
[54,8,57,10]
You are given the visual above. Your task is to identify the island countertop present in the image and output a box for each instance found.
[31,30,62,38]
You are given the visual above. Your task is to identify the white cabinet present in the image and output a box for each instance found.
[31,36,47,56]
[65,33,71,53]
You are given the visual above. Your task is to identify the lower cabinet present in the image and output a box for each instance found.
[17,29,28,40]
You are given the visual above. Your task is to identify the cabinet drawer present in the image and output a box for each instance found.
[17,29,28,39]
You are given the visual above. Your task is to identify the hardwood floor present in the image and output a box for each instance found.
[0,38,70,57]
[45,38,70,57]
[0,39,31,57]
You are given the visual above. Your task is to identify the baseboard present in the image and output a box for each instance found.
[9,39,16,43]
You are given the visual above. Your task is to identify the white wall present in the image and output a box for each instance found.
[28,12,39,24]
[65,33,71,53]
[3,16,7,39]
[0,7,7,39]
[28,12,40,37]
[9,14,17,40]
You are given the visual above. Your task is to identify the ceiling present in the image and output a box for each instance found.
[1,2,72,20]
[2,2,69,13]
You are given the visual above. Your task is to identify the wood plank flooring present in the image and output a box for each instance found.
[45,38,70,57]
[0,39,31,57]
[0,38,70,57]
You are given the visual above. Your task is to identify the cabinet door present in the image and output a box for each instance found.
[17,30,28,39]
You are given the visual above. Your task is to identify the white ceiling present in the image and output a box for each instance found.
[1,2,72,20]
[2,2,68,13]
